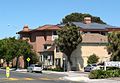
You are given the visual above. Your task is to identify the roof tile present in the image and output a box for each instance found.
[82,33,108,43]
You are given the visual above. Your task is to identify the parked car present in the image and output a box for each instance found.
[27,64,42,73]
[84,64,100,72]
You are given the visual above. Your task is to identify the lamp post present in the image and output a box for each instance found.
[63,58,66,72]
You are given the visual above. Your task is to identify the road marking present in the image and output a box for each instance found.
[24,78,35,80]
[1,77,60,81]
[39,77,59,80]
[52,78,59,80]
[2,78,34,81]
[6,78,19,80]
[40,77,51,80]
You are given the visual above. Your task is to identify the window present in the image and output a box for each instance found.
[53,31,57,35]
[44,45,47,49]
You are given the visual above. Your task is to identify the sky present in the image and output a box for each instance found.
[0,0,120,39]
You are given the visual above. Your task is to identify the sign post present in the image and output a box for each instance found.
[104,62,106,71]
[26,57,31,67]
[63,58,66,72]
[6,67,10,78]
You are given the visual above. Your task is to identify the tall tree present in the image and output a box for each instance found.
[0,37,16,66]
[0,37,37,68]
[55,24,82,71]
[107,32,120,61]
[62,12,106,24]
[12,39,32,69]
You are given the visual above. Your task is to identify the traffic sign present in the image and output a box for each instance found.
[27,57,31,62]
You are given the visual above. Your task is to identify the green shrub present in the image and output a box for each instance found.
[118,69,120,75]
[51,68,63,72]
[87,54,99,64]
[89,69,120,79]
[89,70,105,79]
[106,67,120,70]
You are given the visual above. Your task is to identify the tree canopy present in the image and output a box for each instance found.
[107,32,120,61]
[55,24,82,70]
[0,37,38,67]
[62,12,106,24]
[0,37,16,65]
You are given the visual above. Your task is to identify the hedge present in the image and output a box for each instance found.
[89,69,120,79]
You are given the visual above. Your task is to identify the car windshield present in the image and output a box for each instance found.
[35,65,41,67]
[92,64,97,66]
[29,64,41,67]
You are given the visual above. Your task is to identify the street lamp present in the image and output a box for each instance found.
[63,58,66,72]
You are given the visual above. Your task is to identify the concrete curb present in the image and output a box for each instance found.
[15,69,27,72]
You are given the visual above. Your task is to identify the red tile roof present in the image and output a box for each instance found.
[82,33,108,43]
[32,25,60,31]
[17,25,60,34]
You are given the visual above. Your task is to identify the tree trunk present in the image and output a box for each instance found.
[15,57,19,70]
[67,56,72,71]
[6,62,9,67]
[24,58,27,69]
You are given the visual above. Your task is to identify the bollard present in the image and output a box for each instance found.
[6,67,10,78]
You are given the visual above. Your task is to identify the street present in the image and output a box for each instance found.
[0,69,80,83]
[1,69,120,83]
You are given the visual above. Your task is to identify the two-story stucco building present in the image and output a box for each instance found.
[17,17,120,70]
[17,25,63,68]
[70,17,120,70]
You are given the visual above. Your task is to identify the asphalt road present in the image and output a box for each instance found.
[0,69,82,83]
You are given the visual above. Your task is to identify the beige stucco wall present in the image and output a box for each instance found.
[81,44,110,66]
[54,47,63,67]
[71,43,110,71]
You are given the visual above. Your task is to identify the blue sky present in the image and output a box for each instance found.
[0,0,120,39]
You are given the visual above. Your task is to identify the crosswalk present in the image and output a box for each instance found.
[1,77,60,81]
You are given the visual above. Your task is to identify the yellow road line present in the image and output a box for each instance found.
[52,78,59,80]
[39,77,51,80]
[2,77,60,81]
[39,77,59,80]
[6,78,19,81]
[24,78,35,80]
[3,78,34,81]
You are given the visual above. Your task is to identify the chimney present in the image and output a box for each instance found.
[23,24,29,31]
[84,17,92,24]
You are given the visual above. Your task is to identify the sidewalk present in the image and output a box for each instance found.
[43,70,89,81]
[43,70,120,83]
[62,71,120,83]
